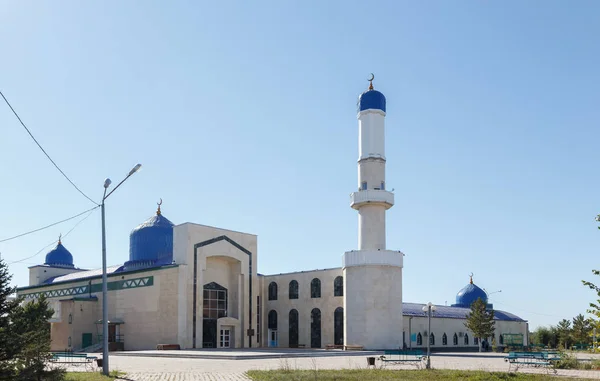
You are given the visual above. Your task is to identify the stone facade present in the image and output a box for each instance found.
[261,268,343,348]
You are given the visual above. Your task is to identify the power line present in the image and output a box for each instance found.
[493,300,568,319]
[0,206,99,244]
[8,207,97,265]
[0,90,98,206]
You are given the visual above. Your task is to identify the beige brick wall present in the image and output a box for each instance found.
[262,268,344,348]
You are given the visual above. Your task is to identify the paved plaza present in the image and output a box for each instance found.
[62,350,600,380]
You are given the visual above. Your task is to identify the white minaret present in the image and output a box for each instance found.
[343,75,404,350]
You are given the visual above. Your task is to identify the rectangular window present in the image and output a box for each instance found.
[203,287,227,319]
[361,182,367,190]
[381,181,385,190]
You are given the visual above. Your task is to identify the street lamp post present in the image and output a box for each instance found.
[101,163,141,376]
[422,302,436,369]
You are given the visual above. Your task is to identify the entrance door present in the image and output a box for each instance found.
[82,333,93,349]
[108,324,116,343]
[220,329,231,348]
[203,319,217,348]
[268,329,278,347]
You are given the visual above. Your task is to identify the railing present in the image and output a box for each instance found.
[350,190,394,208]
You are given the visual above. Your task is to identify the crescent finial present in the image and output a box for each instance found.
[157,198,163,215]
[368,73,374,90]
[469,272,474,284]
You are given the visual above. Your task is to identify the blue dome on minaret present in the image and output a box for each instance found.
[123,200,174,271]
[451,275,489,308]
[44,236,75,268]
[358,74,386,113]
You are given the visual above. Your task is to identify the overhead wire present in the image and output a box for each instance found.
[0,90,98,206]
[8,207,98,265]
[492,300,569,319]
[0,206,99,244]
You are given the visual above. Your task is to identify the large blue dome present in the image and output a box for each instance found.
[44,240,75,268]
[124,204,174,271]
[452,279,488,308]
[358,89,386,113]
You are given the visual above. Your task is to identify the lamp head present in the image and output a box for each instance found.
[129,163,142,176]
[103,178,112,189]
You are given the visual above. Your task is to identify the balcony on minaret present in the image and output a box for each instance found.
[350,190,394,210]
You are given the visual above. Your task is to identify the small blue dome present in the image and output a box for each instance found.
[358,89,386,113]
[124,205,174,271]
[452,281,488,308]
[44,241,75,268]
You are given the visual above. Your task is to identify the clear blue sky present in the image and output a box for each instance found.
[1,1,599,330]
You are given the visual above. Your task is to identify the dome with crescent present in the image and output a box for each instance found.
[123,200,175,271]
[358,73,386,113]
[44,236,75,268]
[451,275,490,308]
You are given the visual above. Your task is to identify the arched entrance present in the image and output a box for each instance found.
[334,307,344,346]
[311,308,321,348]
[289,309,299,348]
[268,310,278,347]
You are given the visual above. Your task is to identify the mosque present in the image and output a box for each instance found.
[16,78,528,352]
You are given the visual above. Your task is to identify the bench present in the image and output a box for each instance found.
[344,344,364,351]
[49,352,98,371]
[325,344,344,350]
[298,344,306,348]
[379,350,426,369]
[504,351,559,374]
[157,344,181,350]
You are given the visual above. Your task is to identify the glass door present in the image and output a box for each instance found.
[220,329,231,348]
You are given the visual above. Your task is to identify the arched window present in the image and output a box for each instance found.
[499,334,504,345]
[268,310,277,330]
[453,333,458,345]
[268,282,278,301]
[334,276,343,297]
[464,333,469,345]
[334,307,344,345]
[289,280,298,299]
[416,333,422,346]
[289,309,299,347]
[442,333,447,346]
[311,278,321,298]
[474,337,479,346]
[429,333,435,345]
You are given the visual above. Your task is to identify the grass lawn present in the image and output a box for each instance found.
[65,371,125,380]
[247,369,589,380]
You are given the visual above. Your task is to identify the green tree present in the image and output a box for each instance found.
[582,215,600,322]
[464,297,495,352]
[531,326,552,346]
[0,258,21,380]
[572,314,592,346]
[556,319,572,349]
[10,295,64,381]
[0,258,64,381]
